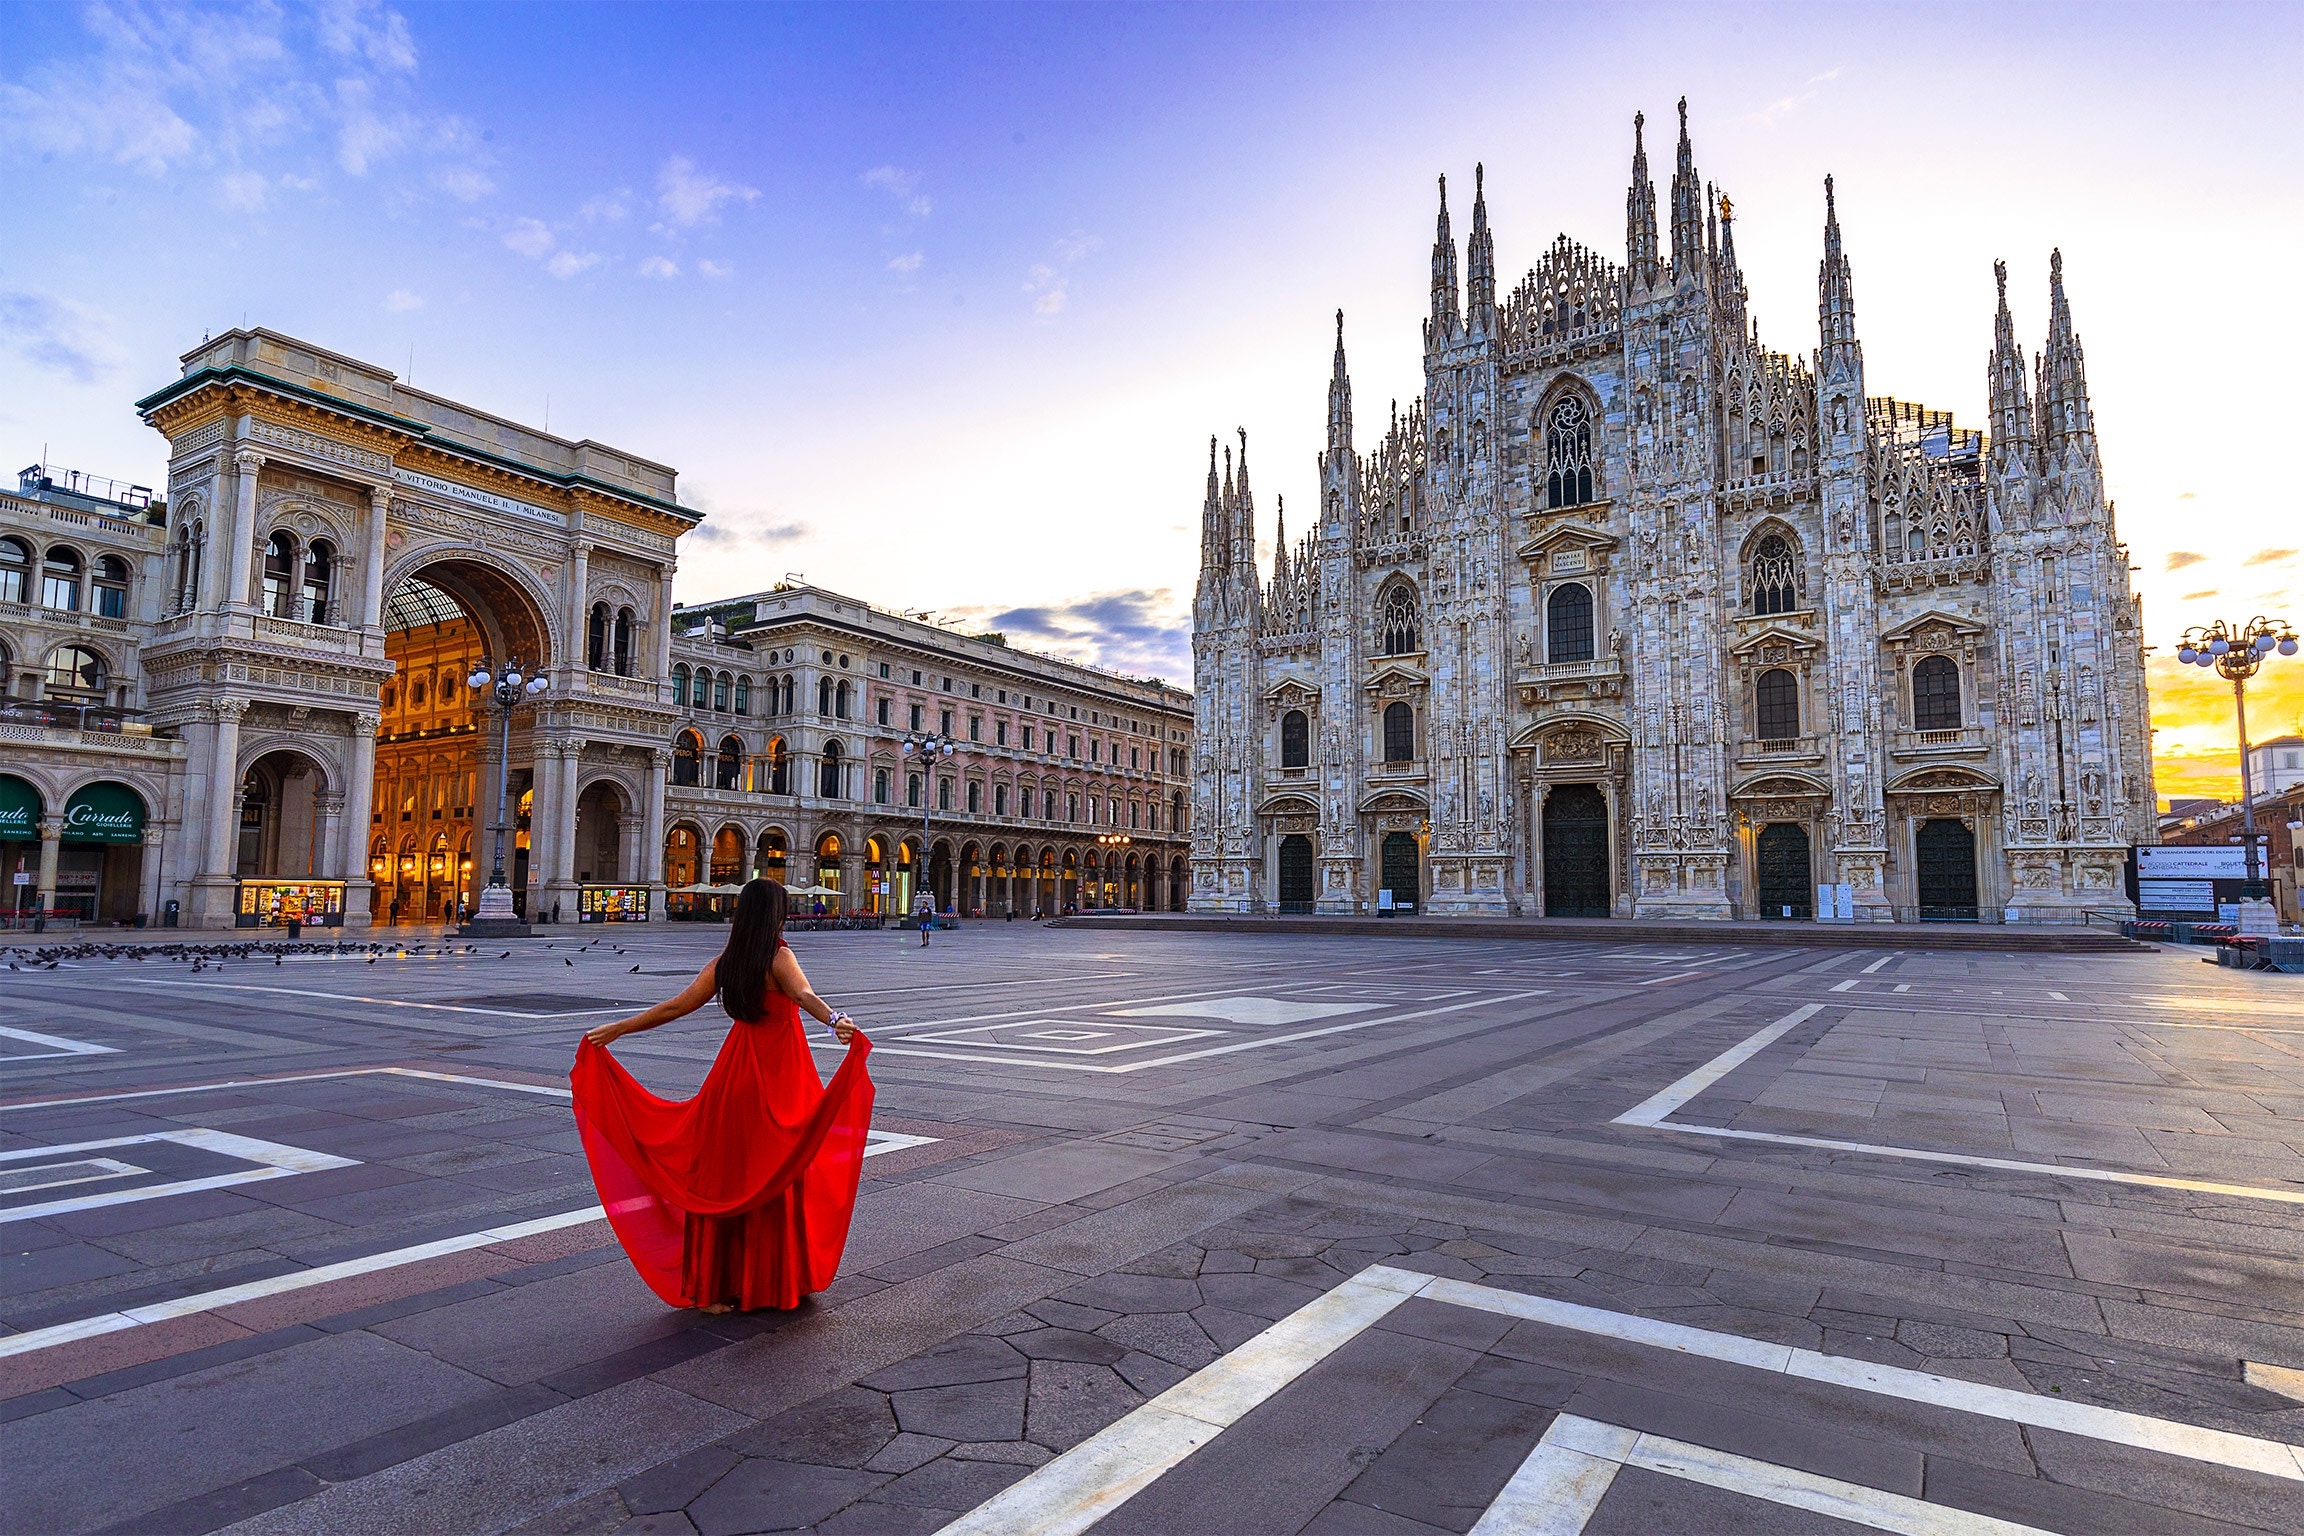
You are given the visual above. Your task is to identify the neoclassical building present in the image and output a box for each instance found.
[1,327,1191,930]
[1191,102,2153,922]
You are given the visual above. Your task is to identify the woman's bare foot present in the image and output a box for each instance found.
[699,1302,735,1315]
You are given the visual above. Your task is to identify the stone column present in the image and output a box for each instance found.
[329,554,354,627]
[202,700,246,879]
[140,824,166,925]
[543,738,583,920]
[226,448,264,613]
[342,715,378,927]
[34,815,62,917]
[316,793,346,879]
[360,486,391,632]
[567,540,593,669]
[643,748,671,916]
[654,565,678,679]
[526,737,563,920]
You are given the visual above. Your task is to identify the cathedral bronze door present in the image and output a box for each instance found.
[1278,834,1315,913]
[1756,822,1812,919]
[1541,784,1611,917]
[1915,818,1979,921]
[1380,832,1419,911]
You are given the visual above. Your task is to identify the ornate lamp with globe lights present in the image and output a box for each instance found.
[901,732,959,919]
[459,659,550,935]
[2175,616,2297,899]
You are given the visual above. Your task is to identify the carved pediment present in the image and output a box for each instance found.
[1728,624,1822,661]
[1729,771,1833,799]
[1886,766,2001,794]
[1357,788,1430,815]
[1507,710,1633,755]
[1263,676,1321,712]
[1364,661,1430,696]
[1880,609,1987,647]
[1514,520,1619,574]
[1256,792,1321,819]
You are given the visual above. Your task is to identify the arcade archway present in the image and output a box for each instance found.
[376,563,552,923]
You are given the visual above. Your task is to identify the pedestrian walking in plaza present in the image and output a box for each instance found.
[915,888,934,946]
[571,878,873,1312]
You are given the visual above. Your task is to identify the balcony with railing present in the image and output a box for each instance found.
[0,702,183,757]
[1734,734,1826,767]
[1889,725,1989,760]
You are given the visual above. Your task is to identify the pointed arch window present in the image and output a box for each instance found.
[1546,583,1595,663]
[1912,655,1961,732]
[1280,709,1309,768]
[1377,581,1419,656]
[1747,532,1802,615]
[1544,396,1596,508]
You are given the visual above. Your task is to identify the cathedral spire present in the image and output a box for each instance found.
[2037,248,2095,452]
[1466,163,1496,337]
[1427,174,1460,349]
[1271,496,1289,587]
[1987,259,2034,469]
[1669,97,1704,282]
[1327,309,1354,457]
[1196,434,1225,609]
[1626,110,1660,288]
[1232,427,1260,593]
[1715,188,1746,336]
[1817,175,1860,372]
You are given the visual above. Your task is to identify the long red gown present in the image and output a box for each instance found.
[570,975,874,1311]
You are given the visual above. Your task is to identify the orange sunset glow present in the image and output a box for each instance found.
[2149,649,2304,803]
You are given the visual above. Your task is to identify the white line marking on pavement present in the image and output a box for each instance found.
[1636,971,1710,986]
[1613,1006,1823,1128]
[0,1024,121,1061]
[1830,979,1862,992]
[1466,1415,1625,1534]
[1521,1414,2051,1534]
[936,1264,2304,1536]
[0,1156,146,1196]
[2245,1360,2304,1404]
[2047,991,2069,1001]
[1894,983,1912,993]
[0,1127,932,1361]
[113,977,638,1017]
[1611,1010,2304,1206]
[817,990,1553,1074]
[932,1265,1428,1536]
[0,1128,359,1222]
[1861,955,1896,974]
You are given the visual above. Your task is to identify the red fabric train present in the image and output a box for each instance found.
[571,990,874,1311]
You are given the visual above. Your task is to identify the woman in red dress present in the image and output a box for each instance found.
[571,878,874,1312]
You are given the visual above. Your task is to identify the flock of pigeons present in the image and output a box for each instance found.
[1,938,647,972]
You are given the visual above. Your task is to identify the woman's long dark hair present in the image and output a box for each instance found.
[717,878,787,1022]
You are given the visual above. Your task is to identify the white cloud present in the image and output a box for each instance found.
[1746,65,1845,127]
[384,288,424,312]
[697,258,734,279]
[503,217,555,258]
[435,165,494,202]
[545,251,599,278]
[1022,230,1100,318]
[580,189,632,224]
[218,170,272,211]
[657,156,757,228]
[315,0,419,73]
[862,165,932,218]
[0,292,129,384]
[887,251,924,274]
[638,255,679,279]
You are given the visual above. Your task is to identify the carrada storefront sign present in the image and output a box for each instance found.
[0,776,39,841]
[62,783,145,844]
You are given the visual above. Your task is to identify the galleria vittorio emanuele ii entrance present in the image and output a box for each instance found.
[132,328,690,928]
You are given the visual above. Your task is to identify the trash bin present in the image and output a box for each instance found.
[164,899,180,928]
[286,918,303,940]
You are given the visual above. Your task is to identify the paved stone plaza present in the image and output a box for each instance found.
[5,923,2304,1534]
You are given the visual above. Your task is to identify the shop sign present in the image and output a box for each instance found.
[62,783,146,844]
[0,777,39,841]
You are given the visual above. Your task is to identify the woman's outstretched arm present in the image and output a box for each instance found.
[774,947,858,1043]
[585,959,718,1047]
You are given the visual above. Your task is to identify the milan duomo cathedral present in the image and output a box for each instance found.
[1189,101,2153,923]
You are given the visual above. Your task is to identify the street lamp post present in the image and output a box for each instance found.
[461,658,549,935]
[902,732,958,919]
[2176,616,2297,899]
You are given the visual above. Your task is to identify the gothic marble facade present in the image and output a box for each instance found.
[1191,101,2153,923]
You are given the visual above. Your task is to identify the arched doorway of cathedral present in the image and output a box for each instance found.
[1169,855,1188,914]
[574,781,626,884]
[378,560,554,925]
[1540,785,1611,918]
[1915,818,1980,922]
[237,750,341,927]
[1379,832,1420,913]
[1277,836,1316,914]
[1755,823,1814,920]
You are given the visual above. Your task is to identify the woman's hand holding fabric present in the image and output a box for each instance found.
[585,1019,632,1048]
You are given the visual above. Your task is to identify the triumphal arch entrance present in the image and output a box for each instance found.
[136,328,690,930]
